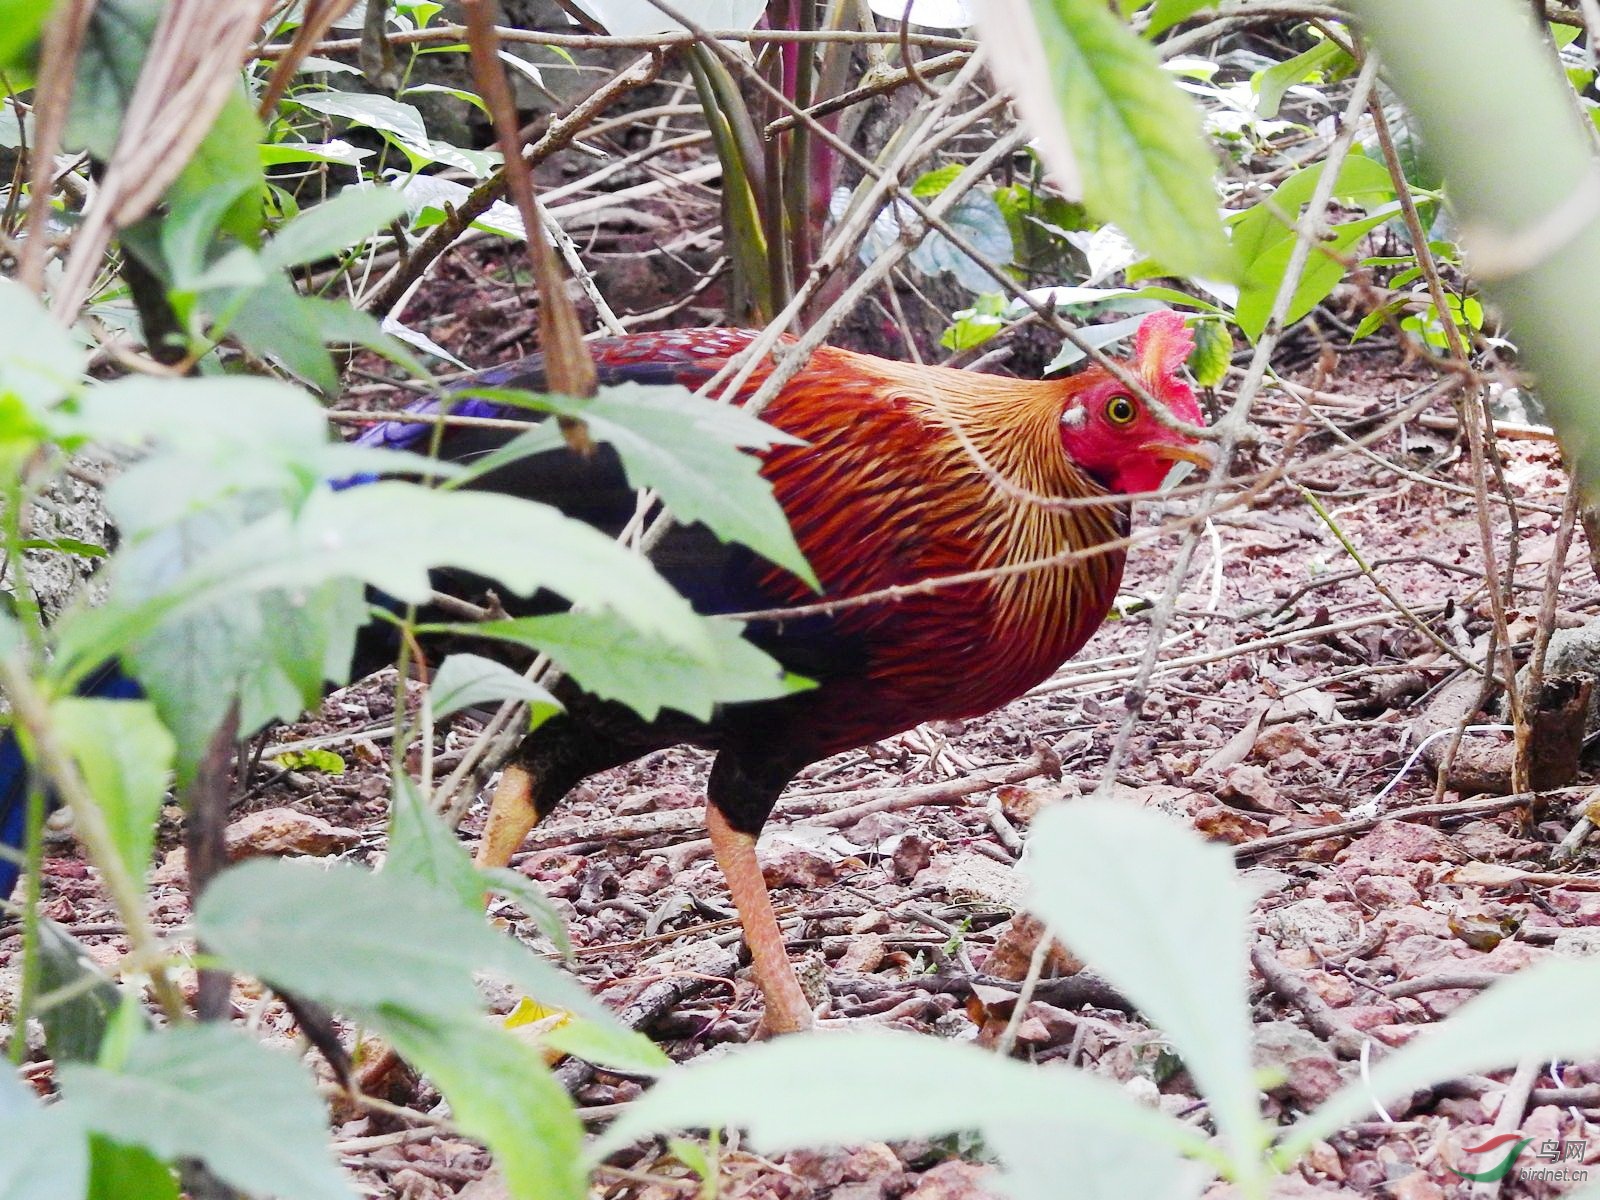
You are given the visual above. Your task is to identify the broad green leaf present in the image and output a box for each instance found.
[190,483,709,653]
[1187,317,1231,387]
[1281,958,1600,1159]
[909,191,1014,293]
[911,163,964,199]
[1252,38,1352,120]
[986,1121,1206,1200]
[0,0,50,70]
[259,140,371,167]
[271,748,345,774]
[297,297,430,379]
[428,653,562,723]
[289,89,430,148]
[160,86,265,248]
[481,868,573,959]
[464,383,816,587]
[85,1139,178,1200]
[1227,155,1394,274]
[62,0,160,159]
[595,1031,1209,1165]
[1234,210,1395,341]
[195,858,605,1023]
[444,610,809,722]
[59,1024,350,1200]
[981,0,1234,279]
[51,698,174,886]
[539,1016,672,1075]
[228,276,338,393]
[0,278,86,409]
[1142,0,1212,38]
[37,920,132,1064]
[376,1011,586,1200]
[386,773,485,911]
[261,185,409,271]
[1026,802,1265,1186]
[0,1068,89,1200]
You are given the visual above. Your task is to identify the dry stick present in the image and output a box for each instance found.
[1481,1058,1543,1200]
[1516,483,1583,788]
[1362,51,1525,785]
[0,657,185,1021]
[255,24,977,58]
[1093,52,1383,801]
[362,52,664,317]
[16,0,97,294]
[1250,941,1366,1059]
[257,0,360,117]
[1232,788,1579,860]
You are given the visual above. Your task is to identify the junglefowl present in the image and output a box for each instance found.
[355,310,1209,1033]
[0,311,1209,1036]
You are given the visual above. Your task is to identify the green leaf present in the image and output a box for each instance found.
[161,86,265,248]
[985,1120,1204,1200]
[289,89,430,148]
[259,140,372,168]
[987,0,1234,279]
[1025,802,1266,1186]
[595,1030,1209,1168]
[1142,0,1212,38]
[1281,957,1600,1160]
[1186,317,1231,387]
[271,748,345,774]
[85,1139,179,1200]
[296,297,430,379]
[62,0,161,159]
[0,0,50,70]
[376,1011,586,1200]
[910,191,1014,292]
[261,185,409,271]
[429,652,562,723]
[539,1015,672,1075]
[0,277,87,409]
[387,773,485,912]
[480,867,573,959]
[195,858,605,1023]
[1251,37,1353,120]
[228,276,338,393]
[0,1067,89,1200]
[910,163,964,199]
[59,1024,350,1200]
[207,483,706,651]
[51,698,174,886]
[1234,209,1395,341]
[37,920,133,1065]
[466,382,816,588]
[442,610,809,722]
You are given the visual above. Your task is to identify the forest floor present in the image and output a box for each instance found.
[9,251,1600,1199]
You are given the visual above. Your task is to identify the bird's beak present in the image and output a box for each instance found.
[1144,440,1216,471]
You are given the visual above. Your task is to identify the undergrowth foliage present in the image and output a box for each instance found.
[3,0,1600,1197]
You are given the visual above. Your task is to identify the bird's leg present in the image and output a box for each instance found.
[474,763,540,870]
[705,802,815,1035]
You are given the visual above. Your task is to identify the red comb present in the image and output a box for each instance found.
[1135,310,1194,379]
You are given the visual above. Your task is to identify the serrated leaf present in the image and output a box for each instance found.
[0,278,87,409]
[376,1011,586,1200]
[51,698,174,886]
[1281,958,1600,1159]
[909,191,1014,292]
[980,0,1234,279]
[85,1139,178,1200]
[37,919,134,1065]
[1252,38,1353,120]
[438,610,809,722]
[387,774,484,911]
[261,185,408,270]
[195,858,605,1023]
[481,867,573,959]
[1186,318,1231,387]
[464,383,816,588]
[0,1068,90,1200]
[429,653,562,723]
[1025,802,1264,1185]
[594,1031,1207,1166]
[59,1024,350,1200]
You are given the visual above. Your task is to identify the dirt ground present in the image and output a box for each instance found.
[8,248,1600,1199]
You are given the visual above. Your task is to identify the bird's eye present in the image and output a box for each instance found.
[1105,395,1137,425]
